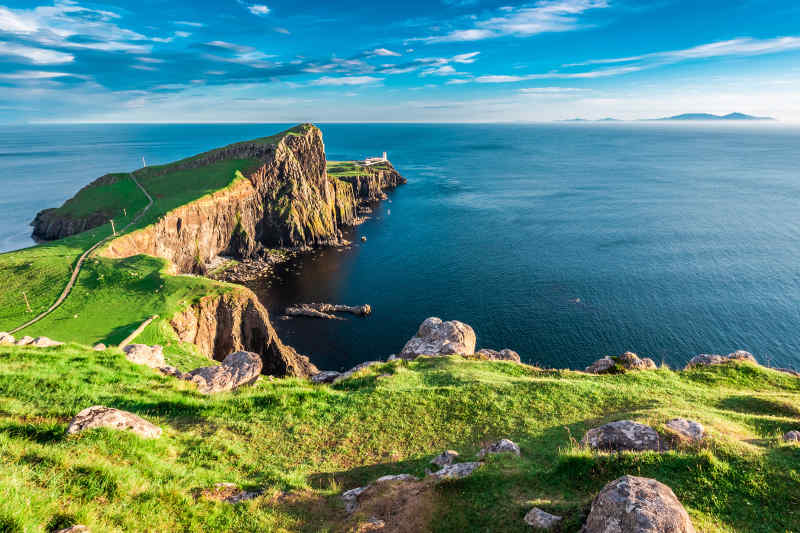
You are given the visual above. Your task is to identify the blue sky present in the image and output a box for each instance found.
[2,0,800,123]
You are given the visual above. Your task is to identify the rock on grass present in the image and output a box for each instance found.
[66,406,162,439]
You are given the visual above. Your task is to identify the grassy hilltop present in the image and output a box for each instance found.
[0,345,799,532]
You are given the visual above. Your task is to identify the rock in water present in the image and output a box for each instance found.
[399,317,476,359]
[581,475,696,533]
[581,420,662,452]
[428,462,482,480]
[67,406,162,438]
[122,344,166,368]
[524,508,562,529]
[431,450,459,467]
[184,351,263,394]
[665,418,705,442]
[478,438,521,458]
[685,350,757,369]
[586,352,656,374]
[783,430,800,442]
[476,348,521,362]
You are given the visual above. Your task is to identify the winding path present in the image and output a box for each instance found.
[10,174,153,335]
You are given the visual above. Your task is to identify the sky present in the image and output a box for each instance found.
[2,0,800,123]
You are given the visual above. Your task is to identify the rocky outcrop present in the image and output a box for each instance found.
[183,351,262,394]
[428,462,483,480]
[285,302,371,319]
[665,418,705,443]
[586,351,657,374]
[100,125,405,272]
[399,317,477,359]
[581,476,696,533]
[581,420,663,452]
[335,165,406,202]
[685,350,757,369]
[66,406,162,438]
[783,430,800,442]
[475,348,521,362]
[169,289,317,377]
[311,370,341,384]
[122,344,165,368]
[524,508,562,529]
[431,450,459,467]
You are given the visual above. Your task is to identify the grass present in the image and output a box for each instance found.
[0,350,798,532]
[327,161,388,178]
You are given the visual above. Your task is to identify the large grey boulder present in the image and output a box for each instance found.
[666,418,705,443]
[524,507,562,529]
[581,475,696,533]
[581,420,662,452]
[123,344,166,368]
[478,438,521,458]
[0,332,15,344]
[685,350,756,369]
[586,352,656,374]
[428,461,482,480]
[783,430,800,442]
[184,351,263,394]
[476,348,521,363]
[399,317,476,359]
[66,406,162,439]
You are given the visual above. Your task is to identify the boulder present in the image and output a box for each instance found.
[428,462,482,480]
[122,344,166,369]
[581,420,662,452]
[55,527,89,533]
[184,351,263,394]
[783,430,800,442]
[581,475,696,533]
[685,350,757,369]
[399,317,476,359]
[0,332,14,344]
[158,365,183,378]
[478,438,521,458]
[15,335,34,346]
[586,352,656,374]
[665,418,705,443]
[375,474,417,483]
[342,485,369,513]
[431,450,459,467]
[92,343,106,351]
[311,370,342,384]
[524,507,562,529]
[66,406,162,439]
[30,336,63,347]
[476,348,521,363]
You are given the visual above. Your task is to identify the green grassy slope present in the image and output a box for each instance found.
[327,161,389,178]
[0,349,798,532]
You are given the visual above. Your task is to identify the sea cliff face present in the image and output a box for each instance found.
[96,124,405,272]
[169,289,318,377]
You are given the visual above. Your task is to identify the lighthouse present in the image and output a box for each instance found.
[382,151,387,161]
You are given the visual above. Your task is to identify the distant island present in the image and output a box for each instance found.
[562,112,775,122]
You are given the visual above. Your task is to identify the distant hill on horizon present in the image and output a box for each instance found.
[561,112,775,122]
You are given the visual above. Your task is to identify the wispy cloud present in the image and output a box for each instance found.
[0,41,74,64]
[174,20,204,27]
[247,4,270,16]
[310,75,383,86]
[418,0,608,43]
[370,48,401,57]
[476,65,642,82]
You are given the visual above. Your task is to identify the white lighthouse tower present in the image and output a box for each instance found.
[382,151,387,161]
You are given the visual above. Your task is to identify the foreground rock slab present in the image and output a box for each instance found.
[428,461,482,480]
[666,418,705,443]
[184,351,263,394]
[685,350,757,369]
[122,344,165,368]
[30,336,63,347]
[581,475,696,533]
[478,438,521,458]
[67,406,162,439]
[581,420,662,452]
[399,317,476,359]
[524,507,562,529]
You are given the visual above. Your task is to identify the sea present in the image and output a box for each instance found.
[3,122,800,372]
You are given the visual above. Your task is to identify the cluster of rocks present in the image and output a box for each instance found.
[285,302,371,320]
[581,418,705,453]
[210,251,291,283]
[0,332,63,347]
[585,351,657,374]
[685,350,757,369]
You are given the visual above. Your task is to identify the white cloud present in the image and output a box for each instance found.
[175,31,191,38]
[248,4,270,16]
[446,78,471,84]
[174,20,204,27]
[275,27,290,34]
[136,57,164,63]
[475,65,643,82]
[422,65,459,76]
[519,86,588,94]
[0,70,74,79]
[370,48,401,57]
[452,52,480,63]
[0,41,74,64]
[131,64,157,71]
[420,0,608,43]
[310,76,383,86]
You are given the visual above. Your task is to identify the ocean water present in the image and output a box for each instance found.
[3,123,800,372]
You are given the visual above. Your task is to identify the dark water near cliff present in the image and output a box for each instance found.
[3,123,800,371]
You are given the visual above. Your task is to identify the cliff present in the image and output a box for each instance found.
[169,289,317,377]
